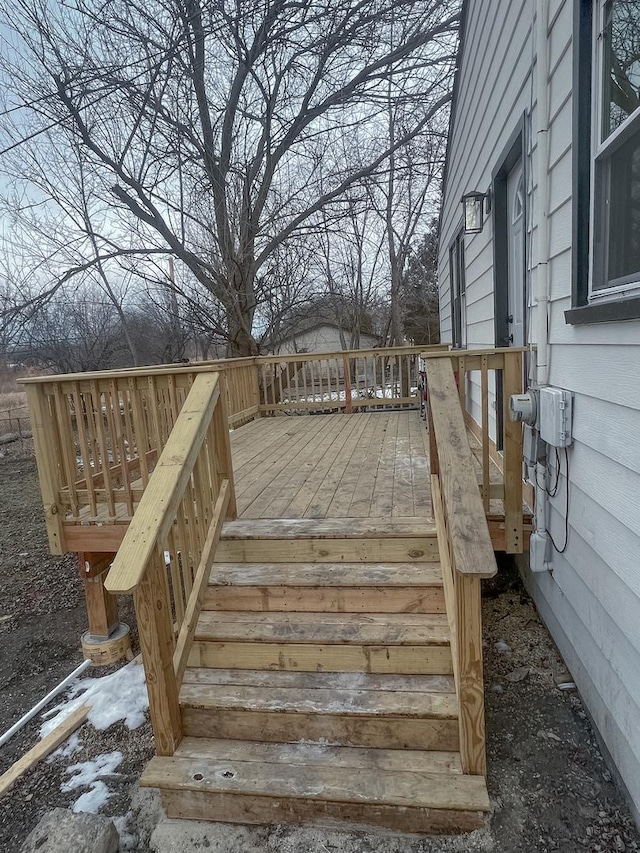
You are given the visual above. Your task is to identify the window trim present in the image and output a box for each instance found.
[566,0,640,324]
[449,229,466,349]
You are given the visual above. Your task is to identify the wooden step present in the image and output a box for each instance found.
[180,669,459,750]
[205,561,445,613]
[140,738,489,833]
[215,518,438,564]
[220,518,437,539]
[187,612,453,674]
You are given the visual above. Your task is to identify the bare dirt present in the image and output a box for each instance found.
[0,453,639,852]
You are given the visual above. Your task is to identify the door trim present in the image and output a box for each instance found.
[491,114,526,450]
[492,114,527,349]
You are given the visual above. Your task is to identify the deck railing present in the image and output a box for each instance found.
[104,372,236,755]
[425,356,498,776]
[423,347,526,554]
[22,360,257,553]
[259,344,447,413]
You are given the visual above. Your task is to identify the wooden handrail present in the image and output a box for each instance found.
[426,356,499,778]
[424,347,525,553]
[106,372,221,594]
[102,371,236,757]
[426,357,496,579]
[421,345,529,359]
[258,344,446,364]
[20,362,221,385]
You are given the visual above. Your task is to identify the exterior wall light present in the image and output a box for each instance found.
[461,190,491,234]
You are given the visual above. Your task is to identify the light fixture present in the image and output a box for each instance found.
[461,190,490,234]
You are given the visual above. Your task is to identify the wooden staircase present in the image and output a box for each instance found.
[140,519,491,832]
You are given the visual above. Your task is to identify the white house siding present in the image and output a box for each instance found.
[272,326,378,356]
[439,0,640,821]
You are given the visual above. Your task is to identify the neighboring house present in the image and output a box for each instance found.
[266,322,379,356]
[438,0,640,822]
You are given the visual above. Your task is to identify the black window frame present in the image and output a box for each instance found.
[565,0,640,325]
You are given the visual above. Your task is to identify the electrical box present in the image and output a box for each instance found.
[539,387,573,447]
[523,424,546,466]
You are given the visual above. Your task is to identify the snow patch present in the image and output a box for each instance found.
[70,781,112,814]
[113,813,138,850]
[62,750,123,791]
[62,750,123,815]
[47,732,82,763]
[40,661,148,738]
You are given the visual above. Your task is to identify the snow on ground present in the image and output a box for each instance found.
[113,812,138,850]
[37,661,149,816]
[70,780,112,814]
[47,731,82,762]
[61,750,123,813]
[40,660,148,738]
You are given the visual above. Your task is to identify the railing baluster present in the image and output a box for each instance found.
[128,378,150,488]
[91,380,116,520]
[481,355,490,513]
[73,381,97,518]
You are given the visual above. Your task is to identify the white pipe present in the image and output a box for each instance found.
[535,0,550,387]
[0,659,92,748]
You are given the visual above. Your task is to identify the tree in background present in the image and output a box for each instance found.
[401,220,440,345]
[0,0,458,355]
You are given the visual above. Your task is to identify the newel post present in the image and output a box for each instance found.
[24,384,66,555]
[133,550,182,756]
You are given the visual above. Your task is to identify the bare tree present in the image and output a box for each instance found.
[0,0,458,355]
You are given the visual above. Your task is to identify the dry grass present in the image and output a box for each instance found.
[0,363,29,414]
[0,390,27,414]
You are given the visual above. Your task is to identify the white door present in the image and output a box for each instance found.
[506,164,526,347]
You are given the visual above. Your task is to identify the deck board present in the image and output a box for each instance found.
[231,412,432,520]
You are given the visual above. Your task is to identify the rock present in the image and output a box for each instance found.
[506,666,530,683]
[20,808,119,853]
[495,639,511,653]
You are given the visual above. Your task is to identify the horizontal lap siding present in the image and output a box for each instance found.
[441,0,640,818]
[532,0,640,820]
[439,0,533,345]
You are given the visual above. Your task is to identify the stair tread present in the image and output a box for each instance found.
[179,679,458,718]
[182,668,456,693]
[209,561,443,587]
[194,611,450,645]
[173,737,462,774]
[140,742,489,812]
[221,518,436,540]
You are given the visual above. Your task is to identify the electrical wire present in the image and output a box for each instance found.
[546,445,570,554]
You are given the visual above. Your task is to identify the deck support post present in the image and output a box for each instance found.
[78,552,119,639]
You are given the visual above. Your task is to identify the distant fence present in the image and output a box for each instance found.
[0,406,33,453]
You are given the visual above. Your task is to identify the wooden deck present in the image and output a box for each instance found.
[60,410,528,554]
[23,348,531,834]
[232,412,431,520]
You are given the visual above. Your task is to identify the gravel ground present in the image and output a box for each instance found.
[0,453,639,852]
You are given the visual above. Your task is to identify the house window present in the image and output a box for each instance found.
[449,231,467,347]
[592,0,640,297]
[566,0,640,324]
